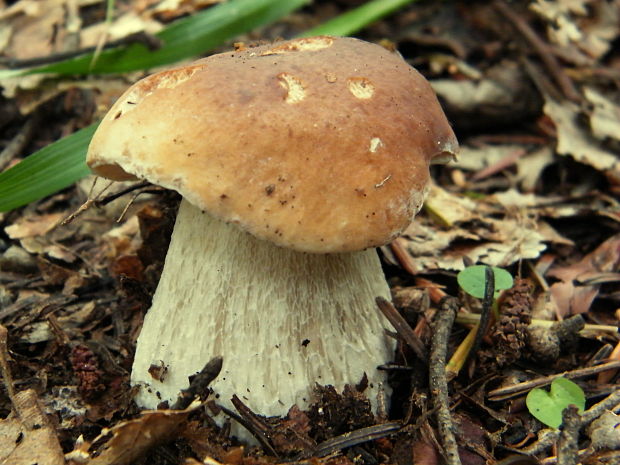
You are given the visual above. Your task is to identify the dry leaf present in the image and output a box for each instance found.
[530,0,618,58]
[0,389,65,465]
[548,233,620,316]
[544,97,620,175]
[515,146,555,192]
[0,0,67,60]
[423,183,478,227]
[66,400,202,465]
[584,87,620,142]
[530,0,588,46]
[397,185,547,272]
[4,212,63,239]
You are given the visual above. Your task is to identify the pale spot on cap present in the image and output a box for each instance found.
[325,72,338,83]
[369,137,383,153]
[110,64,205,121]
[261,37,334,56]
[347,77,375,99]
[278,73,306,104]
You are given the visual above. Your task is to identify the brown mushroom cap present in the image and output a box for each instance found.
[87,36,458,253]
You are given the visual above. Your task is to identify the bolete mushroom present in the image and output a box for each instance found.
[87,36,458,421]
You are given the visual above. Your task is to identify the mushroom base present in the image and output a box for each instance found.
[131,199,394,421]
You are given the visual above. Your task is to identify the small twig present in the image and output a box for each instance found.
[519,390,620,455]
[488,361,620,401]
[376,296,427,363]
[225,395,278,456]
[429,296,461,465]
[309,422,401,458]
[0,325,17,406]
[557,406,580,465]
[116,190,145,222]
[470,148,527,182]
[172,356,223,410]
[467,266,494,364]
[389,238,417,275]
[60,178,115,226]
[455,313,618,335]
[47,314,70,346]
[492,0,581,102]
[96,181,152,206]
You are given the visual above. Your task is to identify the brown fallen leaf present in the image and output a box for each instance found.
[548,233,620,316]
[65,400,202,465]
[0,389,65,465]
[393,185,547,272]
[4,212,63,239]
[544,97,620,176]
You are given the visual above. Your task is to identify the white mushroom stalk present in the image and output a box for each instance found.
[131,199,393,413]
[85,36,460,435]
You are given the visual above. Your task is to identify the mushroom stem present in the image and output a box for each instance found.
[131,199,394,417]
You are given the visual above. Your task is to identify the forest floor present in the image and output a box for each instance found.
[0,1,619,464]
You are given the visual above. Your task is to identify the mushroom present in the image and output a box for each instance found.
[87,36,458,422]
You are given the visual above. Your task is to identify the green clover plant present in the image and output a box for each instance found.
[526,377,585,428]
[457,265,514,299]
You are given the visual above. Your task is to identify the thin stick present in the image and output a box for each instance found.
[467,266,494,364]
[455,313,618,335]
[376,296,427,363]
[488,361,620,401]
[557,406,580,465]
[429,297,461,465]
[60,178,115,226]
[310,422,401,458]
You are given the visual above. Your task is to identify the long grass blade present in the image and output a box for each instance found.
[0,125,96,212]
[300,0,417,37]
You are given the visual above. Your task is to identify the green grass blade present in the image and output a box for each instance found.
[0,0,308,78]
[300,0,418,37]
[0,125,96,212]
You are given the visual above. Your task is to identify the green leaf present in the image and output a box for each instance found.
[0,125,96,212]
[0,0,309,78]
[301,0,418,37]
[457,265,514,299]
[526,377,586,429]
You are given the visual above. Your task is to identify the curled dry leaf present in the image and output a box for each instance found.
[66,400,202,465]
